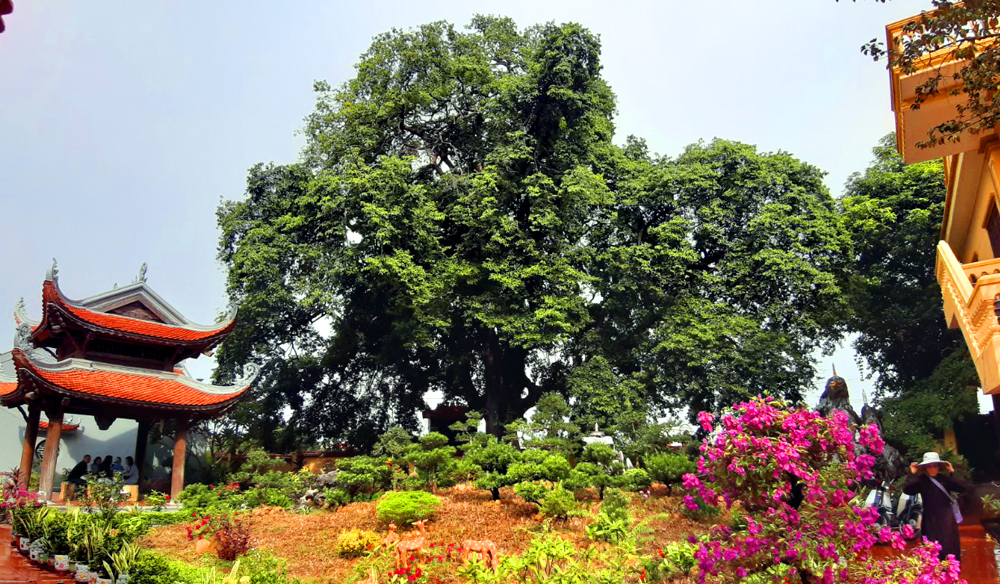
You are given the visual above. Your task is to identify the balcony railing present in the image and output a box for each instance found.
[936,241,1000,393]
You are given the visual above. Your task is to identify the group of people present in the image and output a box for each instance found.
[66,454,138,486]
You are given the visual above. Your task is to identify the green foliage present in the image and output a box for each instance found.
[644,452,695,494]
[680,495,720,522]
[620,469,651,492]
[449,411,485,449]
[513,482,549,506]
[506,449,571,484]
[376,491,440,525]
[585,489,631,543]
[337,528,381,558]
[335,456,392,498]
[567,357,648,446]
[145,490,169,511]
[129,548,296,584]
[372,427,413,461]
[538,484,578,521]
[842,136,978,459]
[506,393,581,456]
[83,473,129,521]
[42,510,72,555]
[642,540,699,582]
[216,14,854,449]
[178,483,222,511]
[103,541,140,582]
[406,432,457,490]
[459,530,635,584]
[565,443,624,499]
[465,434,521,499]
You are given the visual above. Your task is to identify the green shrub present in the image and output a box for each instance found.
[139,511,190,527]
[644,452,695,494]
[513,482,549,506]
[240,487,294,509]
[144,490,169,511]
[336,456,392,497]
[585,488,630,542]
[376,491,440,525]
[240,549,298,584]
[620,468,651,491]
[177,483,220,511]
[407,432,457,491]
[324,487,350,508]
[336,528,381,558]
[506,450,571,484]
[538,485,577,521]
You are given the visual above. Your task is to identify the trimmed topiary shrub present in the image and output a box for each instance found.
[644,452,695,494]
[376,491,440,525]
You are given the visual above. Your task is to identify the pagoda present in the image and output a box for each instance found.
[0,260,256,501]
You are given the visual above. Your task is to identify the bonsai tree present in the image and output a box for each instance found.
[406,432,456,492]
[565,443,623,499]
[644,452,694,495]
[465,434,521,500]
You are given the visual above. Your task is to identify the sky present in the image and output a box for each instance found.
[1,0,991,416]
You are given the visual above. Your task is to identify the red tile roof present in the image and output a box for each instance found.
[41,281,235,343]
[39,420,79,432]
[12,351,249,409]
[0,382,16,397]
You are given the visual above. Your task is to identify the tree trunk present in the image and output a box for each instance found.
[491,487,500,501]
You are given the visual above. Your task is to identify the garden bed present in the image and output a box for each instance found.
[140,486,706,583]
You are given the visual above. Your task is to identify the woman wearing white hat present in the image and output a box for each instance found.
[903,452,966,562]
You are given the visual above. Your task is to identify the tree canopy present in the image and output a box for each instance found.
[214,16,853,450]
[840,134,978,457]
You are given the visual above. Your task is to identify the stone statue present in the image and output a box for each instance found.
[816,366,862,427]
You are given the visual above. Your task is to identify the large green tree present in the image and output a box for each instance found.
[215,17,852,450]
[840,135,978,457]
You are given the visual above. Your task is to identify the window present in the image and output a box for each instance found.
[988,203,1000,258]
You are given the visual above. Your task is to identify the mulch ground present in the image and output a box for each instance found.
[140,485,708,583]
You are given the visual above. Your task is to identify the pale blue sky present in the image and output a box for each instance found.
[3,0,984,414]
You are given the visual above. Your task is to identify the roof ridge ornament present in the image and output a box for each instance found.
[134,262,148,284]
[235,363,261,386]
[46,258,58,282]
[14,323,32,352]
[14,297,26,322]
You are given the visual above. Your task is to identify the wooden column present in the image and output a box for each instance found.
[170,419,188,502]
[38,405,63,500]
[18,405,41,489]
[134,419,150,493]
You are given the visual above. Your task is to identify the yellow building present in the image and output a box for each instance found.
[887,12,1000,415]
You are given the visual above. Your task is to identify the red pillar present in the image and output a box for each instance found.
[18,405,40,489]
[170,419,188,502]
[38,406,63,500]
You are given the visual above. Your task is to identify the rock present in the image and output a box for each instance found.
[316,470,338,488]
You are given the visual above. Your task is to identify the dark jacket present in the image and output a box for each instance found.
[66,460,88,483]
[903,473,966,561]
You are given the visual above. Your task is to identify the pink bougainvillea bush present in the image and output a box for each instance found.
[683,396,964,584]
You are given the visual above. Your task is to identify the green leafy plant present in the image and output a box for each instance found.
[538,485,577,521]
[144,490,169,511]
[103,541,140,581]
[83,472,129,521]
[376,491,440,525]
[336,456,392,498]
[644,452,695,495]
[585,488,631,542]
[513,482,550,507]
[336,528,381,558]
[406,432,457,492]
[982,494,1000,520]
[42,510,72,555]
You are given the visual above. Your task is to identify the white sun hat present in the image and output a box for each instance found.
[917,452,943,466]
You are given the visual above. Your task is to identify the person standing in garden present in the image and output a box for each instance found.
[903,452,967,562]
